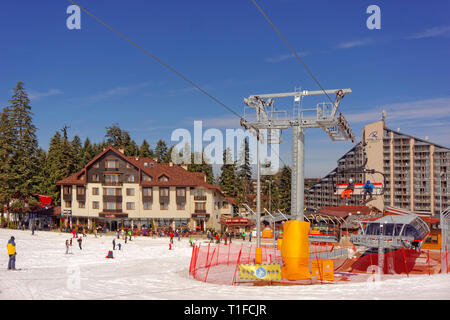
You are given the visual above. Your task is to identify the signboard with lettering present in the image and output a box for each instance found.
[220,218,249,224]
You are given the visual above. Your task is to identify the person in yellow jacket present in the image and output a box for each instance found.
[7,236,16,270]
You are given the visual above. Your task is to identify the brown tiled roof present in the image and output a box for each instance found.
[225,197,237,206]
[55,146,230,199]
[318,205,371,218]
[55,172,85,186]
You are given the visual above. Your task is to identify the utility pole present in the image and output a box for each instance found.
[256,135,261,249]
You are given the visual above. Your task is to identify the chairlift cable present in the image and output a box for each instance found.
[249,0,335,105]
[68,0,243,120]
[68,0,291,173]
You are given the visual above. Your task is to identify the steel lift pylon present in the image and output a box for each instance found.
[241,88,356,250]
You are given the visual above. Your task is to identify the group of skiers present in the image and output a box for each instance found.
[65,236,83,254]
[340,179,375,202]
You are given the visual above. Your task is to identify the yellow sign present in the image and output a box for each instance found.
[239,263,282,281]
[311,259,334,281]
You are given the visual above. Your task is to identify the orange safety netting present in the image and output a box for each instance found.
[188,241,449,286]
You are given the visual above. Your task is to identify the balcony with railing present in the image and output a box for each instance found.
[102,208,123,213]
[102,181,123,186]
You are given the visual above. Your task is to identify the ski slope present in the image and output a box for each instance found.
[0,228,449,300]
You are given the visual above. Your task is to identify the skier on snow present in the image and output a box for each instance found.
[7,236,16,270]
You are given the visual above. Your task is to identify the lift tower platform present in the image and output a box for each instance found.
[241,88,355,228]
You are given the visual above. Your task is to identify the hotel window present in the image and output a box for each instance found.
[92,201,99,209]
[176,188,186,197]
[105,159,119,169]
[126,163,132,169]
[194,188,206,197]
[104,188,122,196]
[63,186,71,195]
[93,162,99,168]
[143,201,152,210]
[65,201,72,208]
[143,187,152,196]
[159,175,169,182]
[160,200,169,210]
[194,188,206,200]
[126,188,135,196]
[105,202,122,210]
[92,187,99,195]
[105,174,119,184]
[177,202,185,210]
[160,187,169,197]
[77,187,85,195]
[128,175,135,182]
[126,202,135,210]
[78,201,85,208]
[195,202,205,211]
[92,174,99,182]
[142,174,152,182]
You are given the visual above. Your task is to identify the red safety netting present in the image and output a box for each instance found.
[188,241,448,286]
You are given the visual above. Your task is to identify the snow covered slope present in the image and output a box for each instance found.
[0,229,449,300]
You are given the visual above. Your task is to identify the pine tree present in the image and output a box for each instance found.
[81,137,96,167]
[163,145,174,163]
[139,139,153,158]
[218,148,239,197]
[237,138,253,206]
[60,126,78,176]
[278,165,291,214]
[43,131,64,204]
[71,135,83,171]
[262,174,280,213]
[125,139,139,156]
[35,147,48,195]
[0,107,15,206]
[154,139,168,163]
[8,81,41,196]
[105,123,137,155]
[188,151,214,184]
[105,123,125,148]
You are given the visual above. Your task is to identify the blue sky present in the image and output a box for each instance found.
[1,0,449,177]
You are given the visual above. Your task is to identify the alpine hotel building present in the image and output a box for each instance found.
[56,146,234,232]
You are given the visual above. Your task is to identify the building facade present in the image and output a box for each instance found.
[56,146,233,232]
[306,119,449,216]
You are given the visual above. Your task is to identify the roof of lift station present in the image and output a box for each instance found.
[317,205,373,218]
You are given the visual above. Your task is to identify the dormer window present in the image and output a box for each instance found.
[150,163,154,167]
[106,159,119,169]
[144,162,148,167]
[142,174,152,182]
[159,175,169,182]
